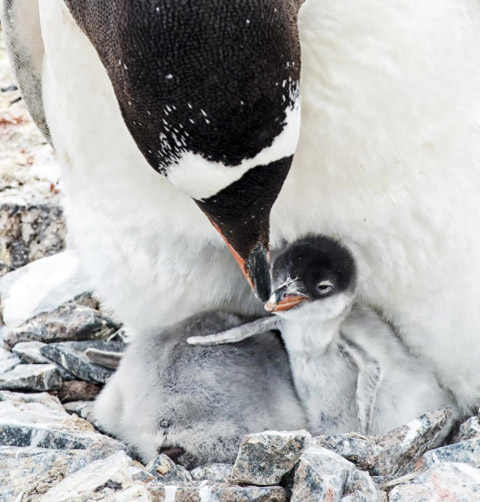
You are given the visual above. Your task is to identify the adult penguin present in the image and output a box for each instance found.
[4,0,480,415]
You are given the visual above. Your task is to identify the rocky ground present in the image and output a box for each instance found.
[2,28,480,502]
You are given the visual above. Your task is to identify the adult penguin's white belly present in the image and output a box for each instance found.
[39,0,480,412]
[271,0,480,413]
[39,0,263,330]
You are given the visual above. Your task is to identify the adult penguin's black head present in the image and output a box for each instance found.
[64,0,303,301]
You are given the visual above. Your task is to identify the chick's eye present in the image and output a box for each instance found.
[316,280,333,294]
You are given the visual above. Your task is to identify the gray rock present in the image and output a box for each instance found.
[231,430,311,486]
[0,251,92,330]
[0,347,20,374]
[389,462,480,501]
[4,301,120,348]
[423,438,480,468]
[63,400,94,420]
[56,380,101,403]
[0,390,123,451]
[0,199,65,276]
[111,483,155,502]
[0,443,128,502]
[314,408,453,477]
[191,463,233,483]
[146,454,193,484]
[37,451,154,502]
[455,415,480,442]
[291,445,355,502]
[40,341,126,383]
[12,340,50,363]
[344,469,386,502]
[341,493,369,502]
[149,483,287,502]
[0,363,62,391]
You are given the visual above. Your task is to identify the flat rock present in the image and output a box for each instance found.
[191,463,233,483]
[146,454,193,484]
[0,390,123,450]
[112,483,156,502]
[12,340,50,363]
[291,445,355,502]
[38,451,154,502]
[56,380,101,403]
[0,363,62,391]
[423,438,480,468]
[231,430,311,486]
[0,251,91,329]
[0,443,127,502]
[4,300,120,348]
[149,483,287,502]
[40,340,126,383]
[314,408,453,477]
[389,462,480,502]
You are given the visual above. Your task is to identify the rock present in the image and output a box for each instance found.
[63,400,94,420]
[0,390,123,450]
[145,454,193,484]
[0,347,20,374]
[37,451,154,502]
[0,198,66,276]
[455,415,480,442]
[149,483,287,502]
[0,363,62,391]
[0,443,128,502]
[40,340,126,383]
[341,493,369,502]
[389,462,480,501]
[56,380,101,403]
[4,301,120,348]
[291,445,355,502]
[314,408,453,477]
[191,463,233,483]
[344,469,386,502]
[0,251,92,330]
[12,340,50,363]
[112,483,156,502]
[231,430,311,486]
[423,438,480,468]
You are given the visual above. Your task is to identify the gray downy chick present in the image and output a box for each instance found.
[189,235,457,436]
[92,311,306,468]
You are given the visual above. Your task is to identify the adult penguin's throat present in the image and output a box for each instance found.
[196,157,293,302]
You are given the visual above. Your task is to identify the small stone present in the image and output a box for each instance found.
[146,454,193,484]
[56,380,101,403]
[454,416,480,442]
[0,390,123,450]
[63,400,94,420]
[37,451,154,502]
[0,363,62,391]
[231,430,311,486]
[423,438,480,468]
[344,469,386,501]
[40,341,126,383]
[4,301,120,348]
[389,462,480,502]
[191,463,233,483]
[12,340,50,363]
[291,445,355,502]
[0,348,20,374]
[314,408,453,477]
[0,443,128,502]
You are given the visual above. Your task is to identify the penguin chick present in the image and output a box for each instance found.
[93,311,306,468]
[189,235,457,435]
